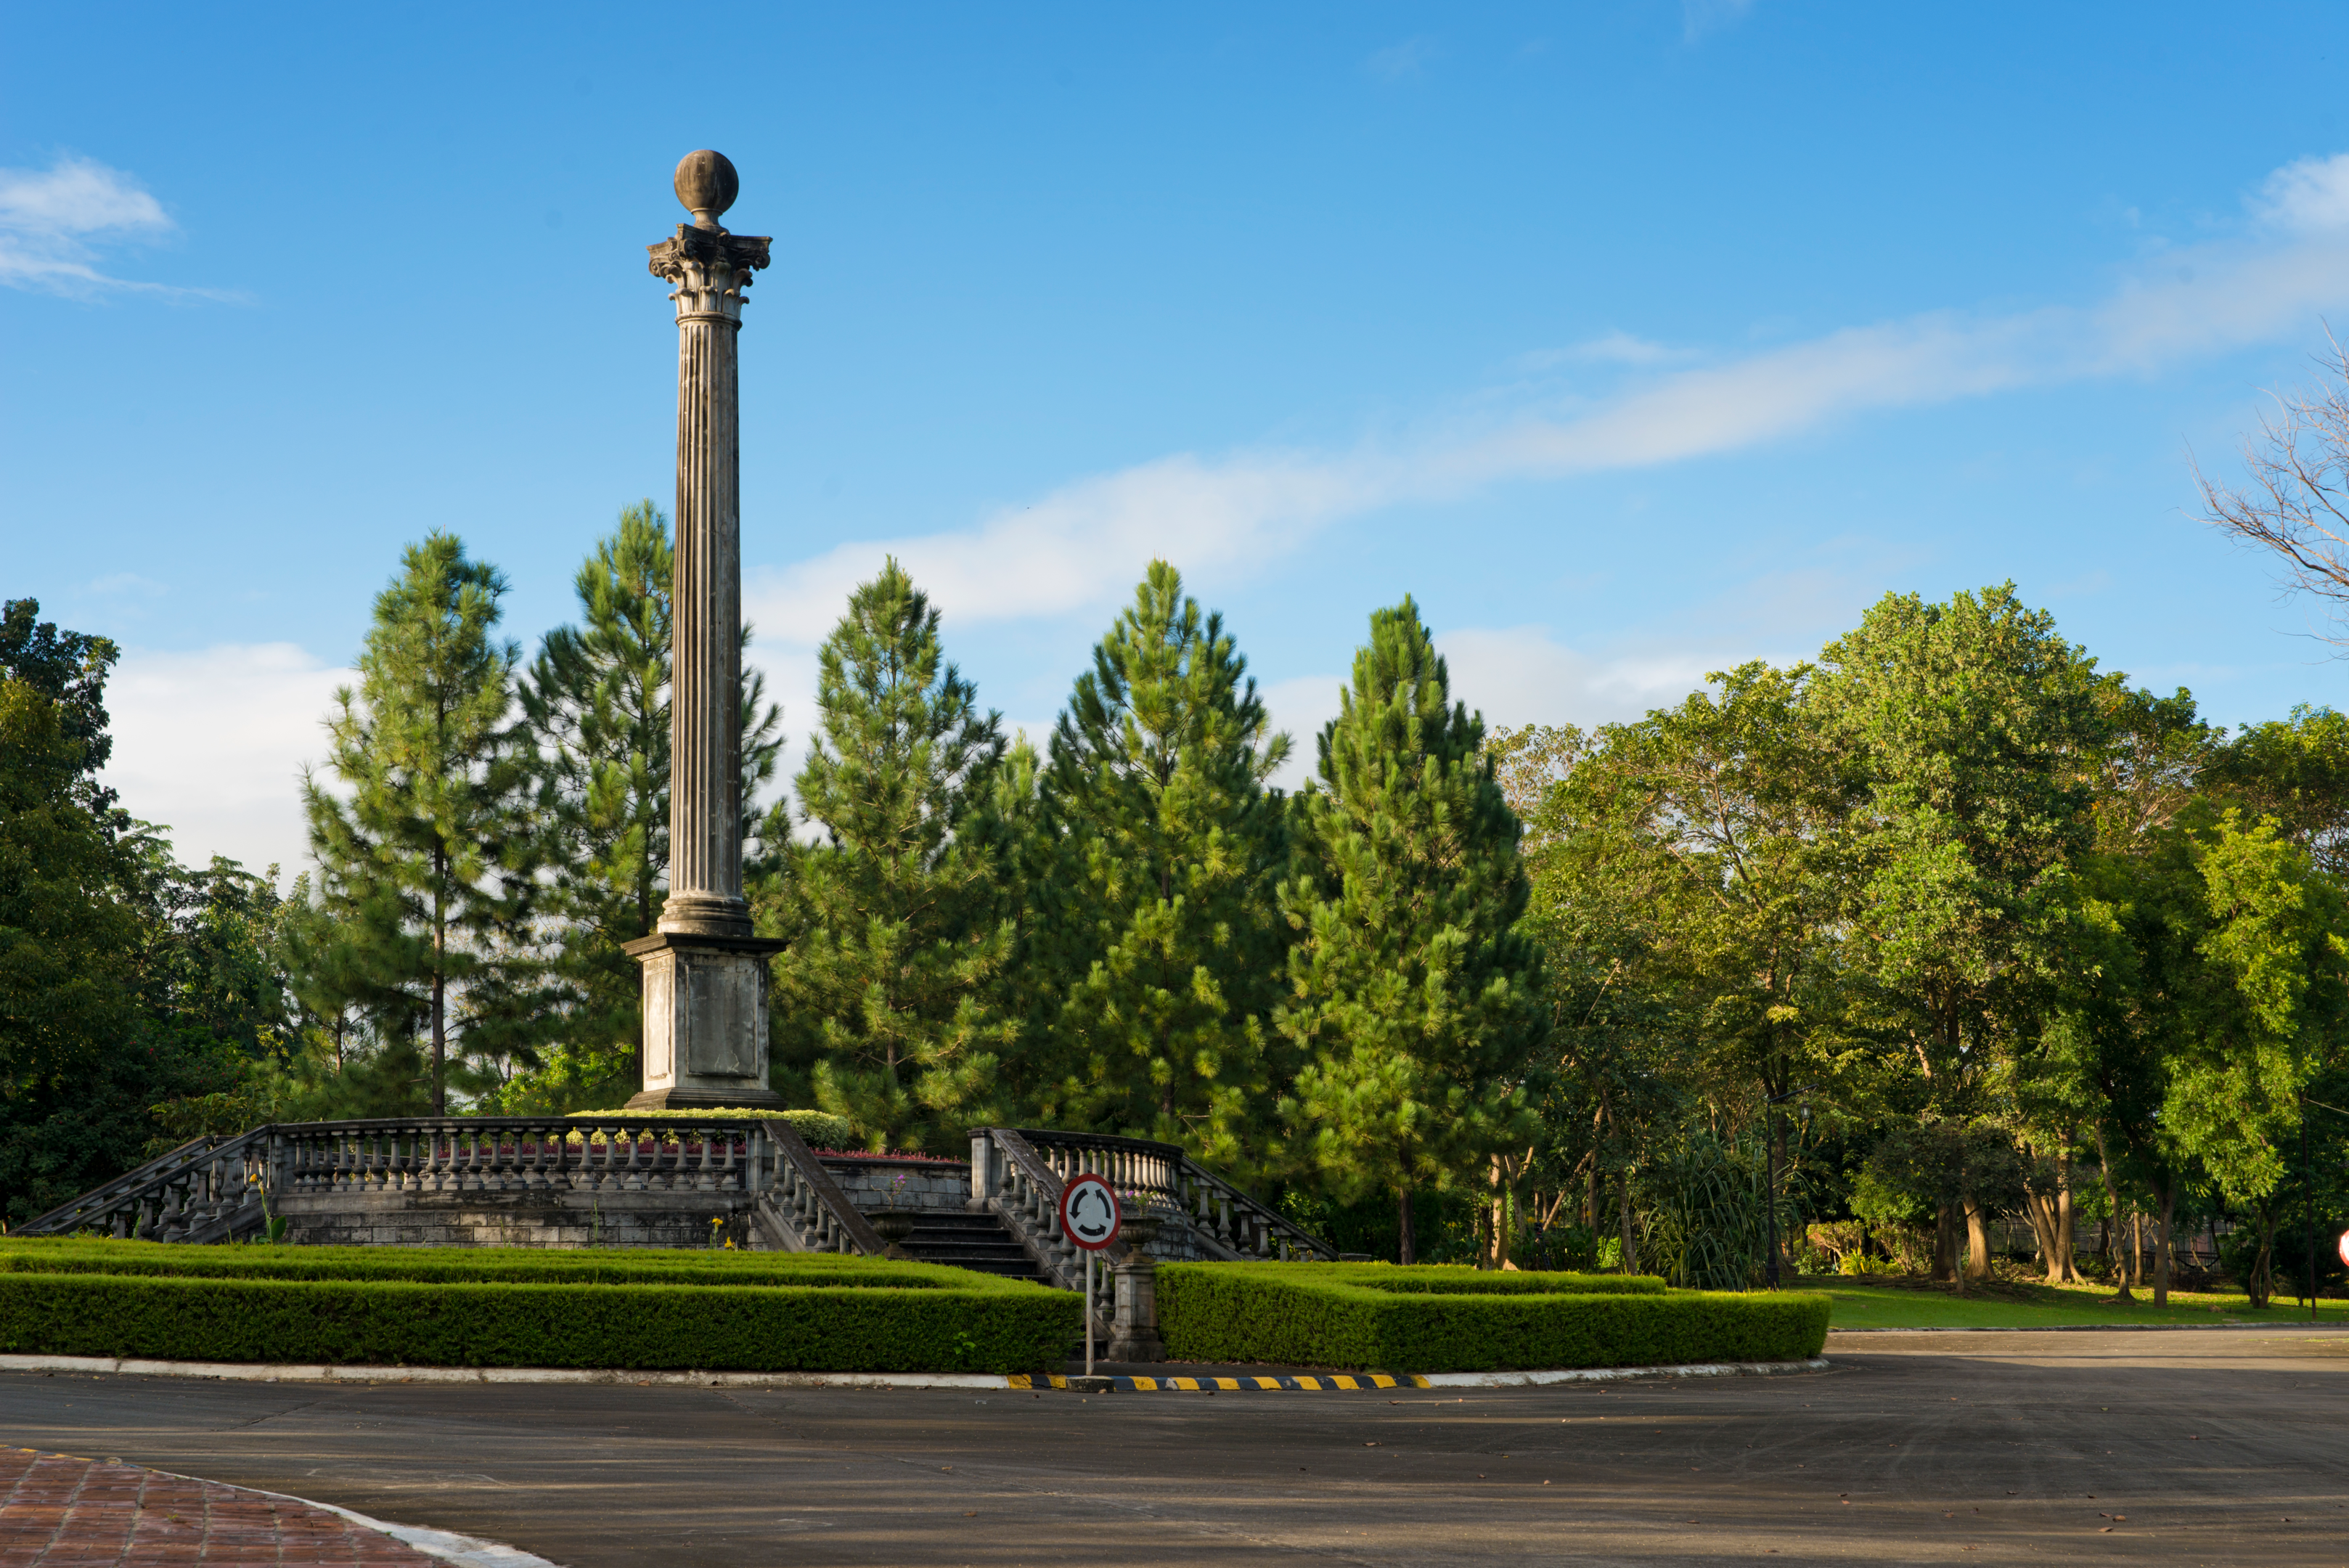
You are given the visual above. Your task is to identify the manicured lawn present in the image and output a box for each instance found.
[1810,1275,2349,1329]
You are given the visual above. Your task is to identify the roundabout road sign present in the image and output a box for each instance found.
[1060,1173,1120,1251]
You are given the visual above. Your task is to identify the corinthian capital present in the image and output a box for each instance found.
[647,226,774,324]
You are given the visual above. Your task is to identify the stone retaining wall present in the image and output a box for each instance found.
[820,1157,972,1214]
[274,1189,753,1249]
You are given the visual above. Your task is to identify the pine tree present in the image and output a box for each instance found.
[773,560,1016,1152]
[507,502,785,1110]
[300,534,538,1114]
[1275,597,1544,1263]
[1028,561,1291,1167]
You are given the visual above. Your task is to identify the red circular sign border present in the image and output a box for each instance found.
[1059,1172,1121,1251]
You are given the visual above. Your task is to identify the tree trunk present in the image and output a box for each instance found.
[430,970,446,1116]
[2056,1157,2079,1283]
[1586,1159,1601,1235]
[2096,1127,2131,1301]
[1488,1156,1506,1270]
[1619,1174,1638,1276]
[1933,1201,1961,1286]
[1397,1188,1415,1266]
[2154,1179,2176,1309]
[1964,1197,1991,1282]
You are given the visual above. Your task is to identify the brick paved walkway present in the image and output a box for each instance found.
[0,1446,441,1565]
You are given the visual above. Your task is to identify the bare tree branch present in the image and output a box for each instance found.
[2196,327,2349,650]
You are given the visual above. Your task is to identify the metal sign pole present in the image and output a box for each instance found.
[1085,1251,1095,1376]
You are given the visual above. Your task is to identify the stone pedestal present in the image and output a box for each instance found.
[624,933,786,1110]
[1108,1250,1166,1363]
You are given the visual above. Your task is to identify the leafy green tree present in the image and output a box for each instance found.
[0,608,288,1217]
[301,534,539,1114]
[0,676,142,1105]
[1528,661,1871,1272]
[1025,562,1292,1165]
[0,598,123,822]
[1815,584,2106,1279]
[1275,598,1544,1263]
[772,561,1016,1152]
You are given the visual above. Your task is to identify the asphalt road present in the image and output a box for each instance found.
[1,1327,2342,1566]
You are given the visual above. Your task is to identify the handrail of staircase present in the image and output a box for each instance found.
[1169,1147,1340,1262]
[983,1126,1337,1263]
[14,1126,276,1241]
[972,1128,1088,1288]
[754,1118,885,1256]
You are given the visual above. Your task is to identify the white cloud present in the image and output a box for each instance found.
[2253,152,2349,235]
[1437,626,1717,731]
[745,151,2349,642]
[99,643,349,878]
[745,447,1404,646]
[0,154,218,298]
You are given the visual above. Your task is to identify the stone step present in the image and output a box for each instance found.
[865,1206,1053,1286]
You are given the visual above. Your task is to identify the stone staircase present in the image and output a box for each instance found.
[889,1209,1052,1284]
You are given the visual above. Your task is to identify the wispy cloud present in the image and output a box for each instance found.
[1682,0,1756,44]
[0,154,217,298]
[746,151,2349,650]
[1365,36,1437,81]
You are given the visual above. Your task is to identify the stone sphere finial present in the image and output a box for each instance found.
[674,150,740,229]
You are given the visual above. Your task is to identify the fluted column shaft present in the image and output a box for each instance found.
[646,223,771,938]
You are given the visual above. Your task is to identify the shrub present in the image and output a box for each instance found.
[1159,1262,1828,1371]
[565,1108,858,1151]
[0,1269,1075,1373]
[1260,1263,1664,1297]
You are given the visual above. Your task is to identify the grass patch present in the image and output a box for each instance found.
[1159,1262,1826,1371]
[1814,1275,2349,1329]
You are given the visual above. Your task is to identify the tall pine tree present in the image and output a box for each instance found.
[773,560,1016,1151]
[1275,597,1544,1263]
[1027,561,1291,1168]
[301,534,538,1114]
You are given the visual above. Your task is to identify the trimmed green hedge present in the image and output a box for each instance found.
[567,1107,858,1149]
[1266,1264,1667,1297]
[0,1270,1078,1372]
[1159,1262,1828,1371]
[0,1239,1007,1291]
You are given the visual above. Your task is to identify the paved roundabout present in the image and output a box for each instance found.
[0,1326,2340,1565]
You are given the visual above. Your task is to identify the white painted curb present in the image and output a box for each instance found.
[142,1466,561,1568]
[1416,1355,1830,1388]
[0,1353,1013,1390]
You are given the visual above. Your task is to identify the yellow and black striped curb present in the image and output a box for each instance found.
[1011,1372,1424,1392]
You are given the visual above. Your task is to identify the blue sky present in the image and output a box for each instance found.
[10,3,2349,875]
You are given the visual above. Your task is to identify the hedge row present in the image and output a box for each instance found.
[0,1239,1001,1291]
[1271,1264,1667,1297]
[1158,1263,1829,1371]
[0,1270,1079,1372]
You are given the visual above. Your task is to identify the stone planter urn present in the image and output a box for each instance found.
[871,1209,917,1260]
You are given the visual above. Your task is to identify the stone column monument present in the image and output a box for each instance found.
[624,150,787,1111]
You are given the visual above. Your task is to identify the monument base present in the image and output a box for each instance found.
[624,1085,786,1111]
[624,931,788,1111]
